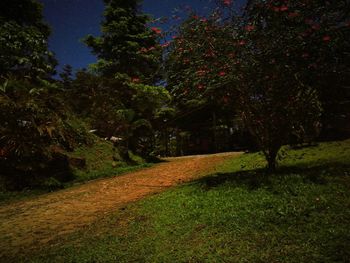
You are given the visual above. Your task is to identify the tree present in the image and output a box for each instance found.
[164,0,349,169]
[165,15,237,154]
[0,0,88,189]
[0,0,57,78]
[84,0,161,82]
[231,0,349,170]
[70,71,170,158]
[82,0,170,158]
[59,64,73,87]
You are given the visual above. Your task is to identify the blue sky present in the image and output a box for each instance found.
[39,0,243,74]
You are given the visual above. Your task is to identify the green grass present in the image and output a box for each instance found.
[67,139,150,183]
[18,140,350,262]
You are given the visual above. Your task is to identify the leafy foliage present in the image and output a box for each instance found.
[81,0,171,157]
[70,72,170,157]
[0,0,56,78]
[0,78,79,189]
[0,0,90,190]
[84,0,161,82]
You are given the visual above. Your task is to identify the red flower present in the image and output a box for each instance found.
[305,19,314,25]
[223,0,232,6]
[288,12,299,18]
[279,5,288,12]
[312,24,321,30]
[245,25,255,32]
[161,42,170,48]
[132,77,140,83]
[223,96,229,104]
[151,27,162,34]
[205,51,215,58]
[0,148,7,157]
[196,69,207,76]
[140,47,148,53]
[323,35,331,42]
[238,40,246,46]
[219,71,226,77]
[272,5,288,12]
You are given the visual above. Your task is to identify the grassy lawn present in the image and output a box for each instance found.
[25,140,350,262]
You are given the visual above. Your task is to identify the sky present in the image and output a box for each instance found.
[39,0,243,74]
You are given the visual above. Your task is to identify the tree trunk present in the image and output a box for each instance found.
[267,156,276,172]
[213,111,217,153]
[164,129,169,156]
[266,148,279,173]
[176,129,182,156]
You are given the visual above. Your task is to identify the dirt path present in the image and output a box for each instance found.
[0,152,240,258]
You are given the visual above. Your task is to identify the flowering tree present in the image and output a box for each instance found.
[165,0,349,170]
[232,0,349,170]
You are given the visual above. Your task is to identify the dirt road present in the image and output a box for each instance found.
[0,152,240,258]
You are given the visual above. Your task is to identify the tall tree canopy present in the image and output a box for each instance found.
[80,0,170,157]
[0,0,56,78]
[84,0,161,82]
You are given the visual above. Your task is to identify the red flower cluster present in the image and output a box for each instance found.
[131,77,140,83]
[238,40,246,46]
[197,84,204,90]
[312,24,321,30]
[140,46,156,53]
[323,35,331,42]
[151,27,162,34]
[288,12,299,18]
[271,5,288,12]
[245,25,255,32]
[205,50,215,58]
[161,42,170,48]
[196,69,209,76]
[223,0,232,6]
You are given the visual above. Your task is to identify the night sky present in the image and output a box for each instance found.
[38,0,243,74]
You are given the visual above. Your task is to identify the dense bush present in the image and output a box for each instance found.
[0,78,74,189]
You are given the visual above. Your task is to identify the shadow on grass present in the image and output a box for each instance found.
[194,162,350,191]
